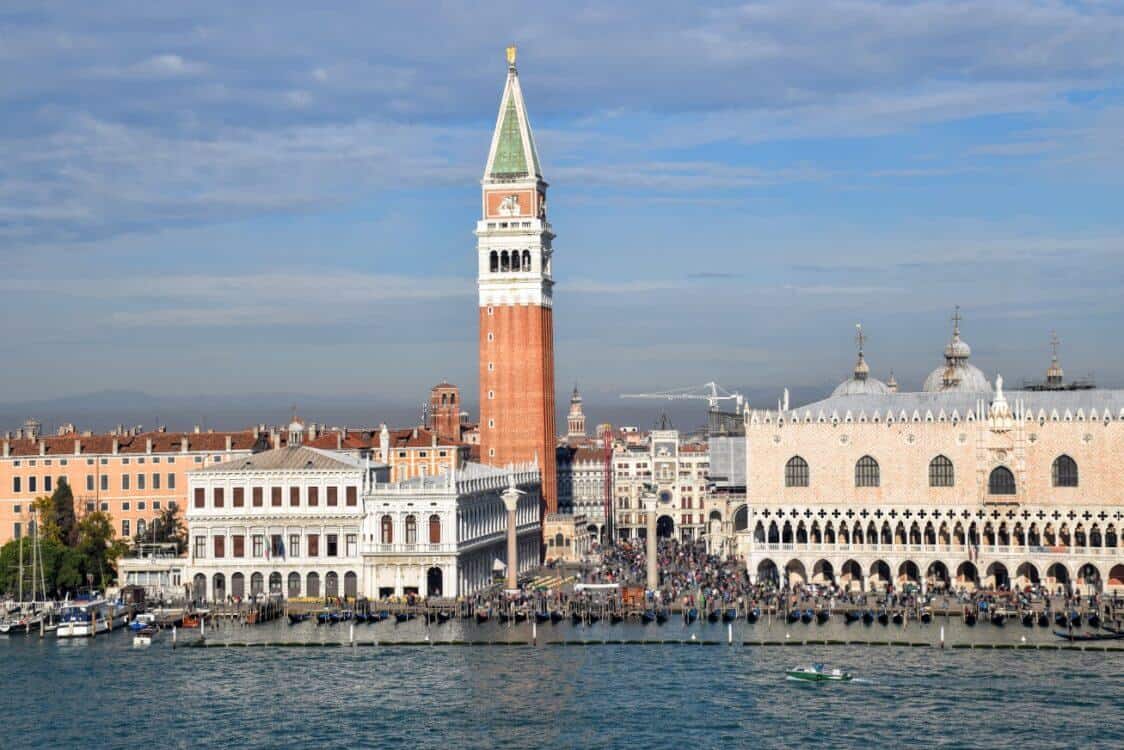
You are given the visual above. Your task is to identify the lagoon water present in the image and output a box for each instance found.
[2,617,1122,749]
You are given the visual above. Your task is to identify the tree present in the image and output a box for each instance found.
[51,480,78,546]
[134,505,187,554]
[31,496,61,544]
[74,512,128,590]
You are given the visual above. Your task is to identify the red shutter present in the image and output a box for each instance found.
[346,486,357,506]
[233,487,244,507]
[290,486,300,507]
[327,486,338,506]
[271,487,282,506]
[252,487,263,507]
[214,487,224,508]
[214,536,225,558]
[308,486,318,506]
[232,535,244,557]
[194,488,204,508]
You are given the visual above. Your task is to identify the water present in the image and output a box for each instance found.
[2,618,1122,748]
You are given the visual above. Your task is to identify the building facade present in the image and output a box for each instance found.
[738,379,1124,595]
[612,428,711,543]
[476,47,558,513]
[556,445,609,540]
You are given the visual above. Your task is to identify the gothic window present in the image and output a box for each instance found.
[929,455,954,487]
[855,455,880,487]
[489,251,498,272]
[1052,455,1078,487]
[989,466,1016,495]
[784,456,809,487]
[522,250,531,271]
[500,251,510,272]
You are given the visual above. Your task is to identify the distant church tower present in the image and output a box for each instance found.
[567,385,586,441]
[476,46,558,513]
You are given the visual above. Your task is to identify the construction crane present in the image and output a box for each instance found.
[621,381,744,412]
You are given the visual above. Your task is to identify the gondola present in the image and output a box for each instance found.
[640,610,655,624]
[861,610,875,625]
[315,612,331,625]
[288,612,310,625]
[964,611,977,626]
[920,609,932,624]
[497,612,514,624]
[1054,612,1067,627]
[534,611,550,624]
[686,608,698,624]
[476,611,490,625]
[571,612,583,626]
[587,614,601,625]
[610,613,623,625]
[1054,630,1124,642]
[1088,612,1101,629]
[353,612,369,624]
[549,611,563,625]
[801,609,814,624]
[436,611,451,624]
[816,610,830,625]
[707,610,720,623]
[746,608,760,624]
[1021,612,1034,627]
[877,611,889,626]
[786,610,801,624]
[891,612,904,626]
[990,611,1005,627]
[1069,611,1082,627]
[394,613,411,624]
[844,610,861,625]
[377,610,391,623]
[1037,612,1050,628]
[655,610,668,625]
[514,612,528,623]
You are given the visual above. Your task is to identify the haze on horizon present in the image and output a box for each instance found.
[3,2,1124,419]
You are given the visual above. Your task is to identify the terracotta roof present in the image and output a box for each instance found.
[302,426,465,451]
[2,430,265,457]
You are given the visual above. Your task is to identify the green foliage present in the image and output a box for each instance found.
[52,480,78,546]
[0,509,129,597]
[132,506,187,554]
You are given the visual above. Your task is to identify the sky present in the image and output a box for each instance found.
[2,1,1124,428]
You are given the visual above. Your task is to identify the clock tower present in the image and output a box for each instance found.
[476,46,558,514]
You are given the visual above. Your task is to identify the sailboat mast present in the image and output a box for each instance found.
[17,523,23,603]
[30,510,37,603]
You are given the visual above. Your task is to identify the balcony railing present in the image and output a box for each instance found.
[362,542,457,555]
[748,541,1119,557]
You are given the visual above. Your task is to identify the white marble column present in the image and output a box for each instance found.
[502,487,521,591]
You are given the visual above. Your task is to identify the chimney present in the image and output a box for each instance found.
[225,435,232,452]
[412,427,418,440]
[112,438,119,455]
[74,439,81,456]
[336,432,342,450]
[432,431,437,448]
[146,438,153,454]
[271,431,280,450]
[181,437,189,454]
[2,440,8,458]
[193,425,201,434]
[252,425,260,439]
[38,439,46,456]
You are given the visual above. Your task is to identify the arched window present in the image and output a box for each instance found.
[522,250,531,271]
[784,456,809,487]
[489,251,498,272]
[500,251,510,272]
[306,572,320,598]
[405,515,417,545]
[989,466,1016,495]
[929,455,954,487]
[380,515,393,544]
[287,571,301,598]
[855,455,880,487]
[554,532,565,547]
[428,514,441,544]
[137,518,147,537]
[1052,455,1078,487]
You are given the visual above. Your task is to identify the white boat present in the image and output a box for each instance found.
[129,613,157,631]
[786,663,853,682]
[57,600,113,638]
[132,627,157,647]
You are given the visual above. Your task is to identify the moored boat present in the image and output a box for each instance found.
[920,609,932,624]
[891,612,904,625]
[132,626,157,647]
[877,611,889,626]
[57,600,114,638]
[844,610,861,625]
[747,608,760,624]
[723,608,738,623]
[862,610,874,625]
[1037,612,1050,628]
[816,610,830,625]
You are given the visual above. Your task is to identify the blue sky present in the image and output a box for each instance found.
[2,1,1123,417]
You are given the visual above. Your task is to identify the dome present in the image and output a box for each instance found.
[832,374,891,397]
[944,334,971,360]
[924,307,992,394]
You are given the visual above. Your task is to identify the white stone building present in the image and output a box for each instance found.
[613,428,710,542]
[362,462,541,598]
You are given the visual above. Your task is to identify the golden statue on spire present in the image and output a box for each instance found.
[506,45,517,67]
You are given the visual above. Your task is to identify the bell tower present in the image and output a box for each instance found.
[476,46,558,513]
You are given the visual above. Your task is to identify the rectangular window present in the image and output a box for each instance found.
[100,475,108,491]
[214,536,225,558]
[194,488,205,508]
[308,486,319,506]
[12,477,20,493]
[271,487,281,507]
[152,473,160,490]
[233,487,244,507]
[193,536,205,559]
[121,501,130,511]
[137,501,146,511]
[271,534,284,558]
[326,534,338,557]
[137,473,146,490]
[167,473,176,490]
[290,486,300,507]
[100,502,108,512]
[307,534,319,557]
[44,476,52,492]
[13,523,22,539]
[252,487,263,507]
[327,486,338,506]
[121,520,130,537]
[29,477,36,493]
[153,501,160,511]
[152,457,160,464]
[346,534,357,557]
[252,535,264,558]
[346,486,357,506]
[86,475,94,491]
[232,534,245,558]
[289,534,300,558]
[122,474,130,491]
[214,487,224,508]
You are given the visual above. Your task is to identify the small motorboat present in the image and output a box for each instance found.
[877,611,889,626]
[786,663,853,683]
[132,626,157,647]
[1037,612,1050,628]
[891,612,904,626]
[686,608,698,624]
[862,610,874,625]
[723,609,738,624]
[181,614,201,629]
[1054,630,1124,642]
[128,613,156,632]
[816,610,830,625]
[844,610,861,625]
[747,608,760,624]
[656,610,668,625]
